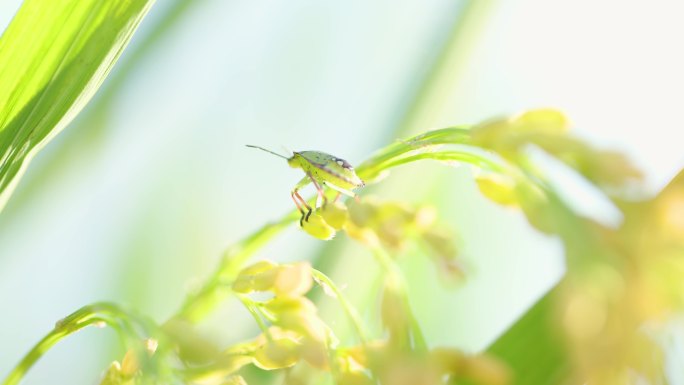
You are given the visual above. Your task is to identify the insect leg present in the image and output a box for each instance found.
[291,191,306,224]
[291,177,313,224]
[307,173,328,208]
[324,182,357,199]
[290,191,306,218]
[294,189,312,222]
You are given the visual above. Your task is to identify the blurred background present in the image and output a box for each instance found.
[1,0,683,383]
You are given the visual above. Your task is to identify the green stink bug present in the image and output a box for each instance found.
[246,145,365,225]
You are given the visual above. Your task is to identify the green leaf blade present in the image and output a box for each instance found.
[487,286,572,385]
[0,0,156,211]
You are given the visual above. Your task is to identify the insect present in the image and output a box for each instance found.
[246,145,365,225]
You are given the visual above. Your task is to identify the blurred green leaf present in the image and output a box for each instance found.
[0,0,155,211]
[487,286,571,385]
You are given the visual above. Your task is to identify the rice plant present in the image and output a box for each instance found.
[1,1,682,384]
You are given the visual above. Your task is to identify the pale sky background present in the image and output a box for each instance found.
[0,0,682,383]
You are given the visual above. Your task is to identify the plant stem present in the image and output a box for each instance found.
[366,148,506,178]
[311,269,369,345]
[357,127,472,181]
[371,247,428,353]
[1,303,157,385]
[236,295,272,340]
[174,215,295,322]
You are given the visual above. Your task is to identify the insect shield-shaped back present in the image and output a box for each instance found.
[295,151,364,191]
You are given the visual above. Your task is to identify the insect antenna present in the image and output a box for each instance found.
[245,145,290,160]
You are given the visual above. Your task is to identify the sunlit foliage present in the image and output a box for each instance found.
[1,2,682,384]
[3,107,682,385]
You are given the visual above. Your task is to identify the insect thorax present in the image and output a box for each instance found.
[296,151,363,190]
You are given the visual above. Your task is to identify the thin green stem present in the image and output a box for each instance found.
[370,246,398,276]
[2,303,158,385]
[371,247,428,353]
[368,148,506,177]
[236,295,272,341]
[357,127,471,181]
[174,215,294,322]
[3,323,96,385]
[311,269,370,345]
